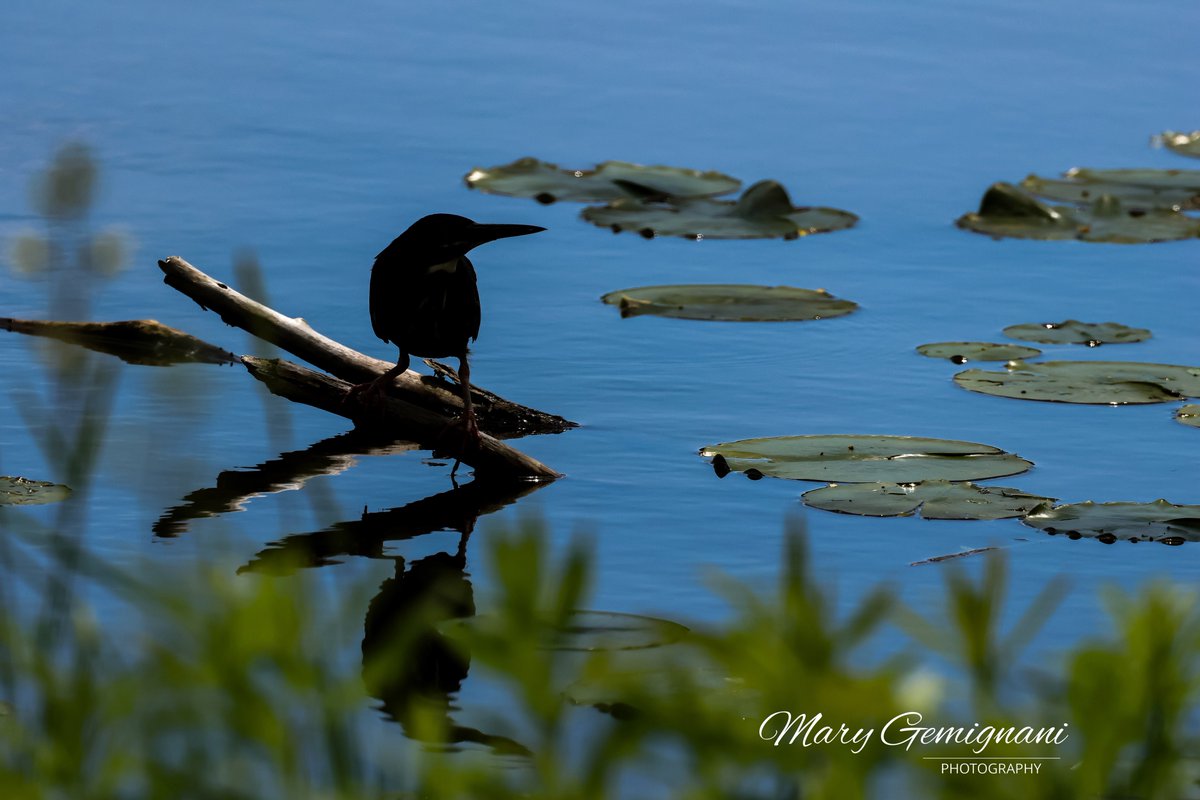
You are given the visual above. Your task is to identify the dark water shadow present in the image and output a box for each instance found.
[153,430,422,538]
[165,433,548,757]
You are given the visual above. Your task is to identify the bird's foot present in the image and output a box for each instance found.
[343,376,389,409]
[445,411,482,478]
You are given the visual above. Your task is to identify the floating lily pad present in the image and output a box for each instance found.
[463,157,740,204]
[0,476,72,506]
[1002,320,1151,347]
[1,318,238,366]
[581,180,859,240]
[1022,500,1200,544]
[1021,173,1200,211]
[442,610,689,652]
[600,284,858,322]
[916,342,1041,363]
[1176,404,1200,428]
[802,480,1055,520]
[1065,167,1200,192]
[699,435,1032,483]
[954,360,1200,405]
[956,182,1200,243]
[1156,131,1200,159]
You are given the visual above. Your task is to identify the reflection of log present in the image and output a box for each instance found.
[239,476,544,574]
[243,357,560,480]
[154,430,420,538]
[1,317,237,366]
[157,256,574,437]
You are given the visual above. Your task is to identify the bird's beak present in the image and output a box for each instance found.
[461,223,545,251]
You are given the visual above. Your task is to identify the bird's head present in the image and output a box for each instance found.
[399,213,545,260]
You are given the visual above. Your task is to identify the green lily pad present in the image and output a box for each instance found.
[699,435,1032,483]
[600,284,858,322]
[463,157,741,204]
[1065,167,1200,192]
[442,610,689,652]
[956,182,1200,243]
[0,476,72,506]
[916,342,1041,363]
[1021,173,1200,211]
[802,480,1055,520]
[954,360,1200,405]
[1022,500,1200,544]
[581,180,859,240]
[1176,404,1200,428]
[1002,320,1151,347]
[1156,131,1200,159]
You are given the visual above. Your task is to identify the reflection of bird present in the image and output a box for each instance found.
[350,214,544,445]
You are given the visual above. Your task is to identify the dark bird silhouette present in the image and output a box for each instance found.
[350,214,544,445]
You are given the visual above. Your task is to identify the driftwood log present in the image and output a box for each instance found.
[157,256,568,481]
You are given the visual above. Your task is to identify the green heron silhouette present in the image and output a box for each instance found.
[350,214,544,443]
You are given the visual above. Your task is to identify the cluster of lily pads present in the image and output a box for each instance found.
[698,434,1200,546]
[957,131,1200,243]
[916,320,1200,426]
[466,156,864,324]
[465,157,859,241]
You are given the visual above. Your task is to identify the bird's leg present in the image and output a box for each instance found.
[346,351,410,404]
[449,353,481,479]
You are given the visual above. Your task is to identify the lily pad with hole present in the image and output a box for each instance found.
[1022,500,1200,544]
[916,342,1041,363]
[0,476,72,506]
[581,180,859,240]
[1020,173,1200,211]
[463,157,741,204]
[802,480,1055,519]
[600,284,859,322]
[1002,320,1151,347]
[699,435,1032,483]
[954,360,1200,405]
[442,610,689,651]
[1176,404,1200,428]
[956,182,1200,243]
[1156,131,1200,159]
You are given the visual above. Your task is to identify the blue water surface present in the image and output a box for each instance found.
[3,0,1200,769]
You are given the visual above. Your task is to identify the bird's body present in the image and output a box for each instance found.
[352,214,544,467]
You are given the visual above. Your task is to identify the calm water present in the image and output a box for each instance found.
[3,0,1200,750]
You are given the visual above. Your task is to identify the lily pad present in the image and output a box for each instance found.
[1021,173,1200,211]
[0,476,72,506]
[802,480,1055,520]
[463,157,741,204]
[1155,131,1200,159]
[956,182,1200,243]
[600,284,858,322]
[1022,500,1200,544]
[1002,320,1151,347]
[1065,167,1200,192]
[1176,404,1200,428]
[581,180,859,240]
[699,435,1032,483]
[442,610,689,652]
[954,360,1200,405]
[916,342,1041,363]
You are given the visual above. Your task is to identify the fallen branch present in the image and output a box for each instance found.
[1,317,237,366]
[242,357,560,480]
[157,255,574,437]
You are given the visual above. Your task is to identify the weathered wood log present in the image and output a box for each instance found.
[157,255,574,437]
[242,356,560,480]
[1,317,238,366]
